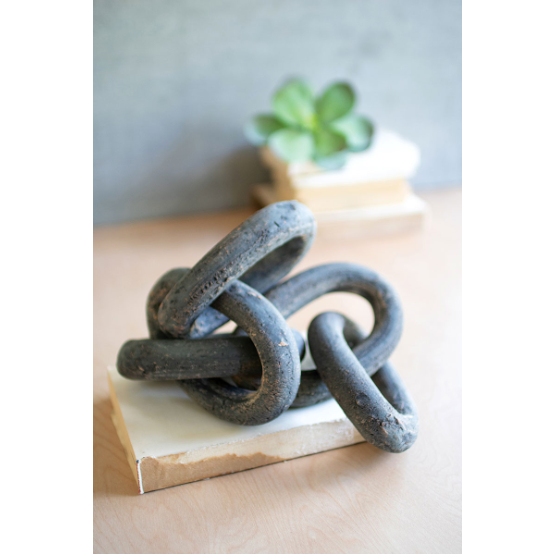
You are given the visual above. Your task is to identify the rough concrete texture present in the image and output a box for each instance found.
[116,201,418,450]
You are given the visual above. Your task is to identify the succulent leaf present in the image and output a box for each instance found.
[316,82,355,123]
[268,128,315,163]
[314,127,347,158]
[244,114,285,145]
[272,79,315,128]
[332,114,374,152]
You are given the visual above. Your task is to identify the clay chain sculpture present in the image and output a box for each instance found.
[117,201,418,453]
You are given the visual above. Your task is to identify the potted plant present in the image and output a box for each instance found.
[245,78,423,221]
[245,78,375,170]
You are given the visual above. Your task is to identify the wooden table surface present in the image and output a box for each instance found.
[94,188,462,553]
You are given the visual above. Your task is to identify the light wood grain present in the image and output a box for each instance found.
[94,188,462,554]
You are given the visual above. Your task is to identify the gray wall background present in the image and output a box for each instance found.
[94,0,461,226]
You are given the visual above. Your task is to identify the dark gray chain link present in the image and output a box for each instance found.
[117,201,418,452]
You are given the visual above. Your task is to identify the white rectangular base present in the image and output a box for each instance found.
[108,367,364,493]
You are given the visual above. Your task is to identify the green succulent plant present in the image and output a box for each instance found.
[245,78,374,170]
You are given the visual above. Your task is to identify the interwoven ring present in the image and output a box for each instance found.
[156,201,316,339]
[234,263,403,408]
[309,312,418,453]
[141,267,301,425]
[116,201,419,452]
[179,279,301,425]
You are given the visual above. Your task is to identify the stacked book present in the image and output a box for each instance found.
[252,129,429,237]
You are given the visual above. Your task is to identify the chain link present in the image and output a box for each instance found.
[117,201,419,452]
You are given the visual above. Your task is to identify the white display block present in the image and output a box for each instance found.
[108,367,364,493]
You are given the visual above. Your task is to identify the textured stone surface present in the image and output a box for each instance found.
[117,330,305,381]
[157,201,315,338]
[117,200,419,450]
[309,313,418,453]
